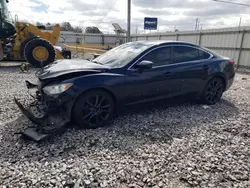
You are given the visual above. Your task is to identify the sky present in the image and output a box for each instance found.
[7,0,250,34]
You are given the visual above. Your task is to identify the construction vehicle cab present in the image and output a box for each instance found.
[0,0,15,38]
[0,0,71,67]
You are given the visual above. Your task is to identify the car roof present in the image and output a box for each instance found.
[132,40,200,47]
[130,40,220,57]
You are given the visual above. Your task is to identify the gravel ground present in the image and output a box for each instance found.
[0,67,250,188]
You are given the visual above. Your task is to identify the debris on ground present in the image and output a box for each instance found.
[201,105,210,109]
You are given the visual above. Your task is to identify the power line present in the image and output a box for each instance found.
[79,0,100,31]
[93,0,119,31]
[213,0,250,6]
[99,0,119,23]
[87,0,100,23]
[95,0,100,8]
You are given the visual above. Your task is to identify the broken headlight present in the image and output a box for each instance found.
[43,83,72,95]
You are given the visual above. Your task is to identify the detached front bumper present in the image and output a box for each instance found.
[15,81,71,141]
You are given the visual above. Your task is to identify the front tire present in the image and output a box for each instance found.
[72,90,115,129]
[201,77,225,105]
[20,37,38,58]
[24,38,56,67]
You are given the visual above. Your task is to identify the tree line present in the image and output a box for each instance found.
[36,22,102,34]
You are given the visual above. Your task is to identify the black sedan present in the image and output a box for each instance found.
[15,41,235,141]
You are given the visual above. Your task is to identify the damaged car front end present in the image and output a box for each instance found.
[15,59,109,141]
[15,80,74,141]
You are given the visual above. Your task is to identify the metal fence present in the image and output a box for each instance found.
[131,26,250,68]
[58,32,126,46]
[58,26,250,67]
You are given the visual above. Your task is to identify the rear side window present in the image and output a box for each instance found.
[199,50,211,59]
[173,46,210,63]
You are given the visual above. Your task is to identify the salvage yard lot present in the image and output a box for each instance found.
[0,67,249,188]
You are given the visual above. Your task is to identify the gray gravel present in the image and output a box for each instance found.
[0,67,250,188]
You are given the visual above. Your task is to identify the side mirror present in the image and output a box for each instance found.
[135,60,153,72]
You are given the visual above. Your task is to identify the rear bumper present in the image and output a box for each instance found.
[225,74,235,91]
[15,81,73,141]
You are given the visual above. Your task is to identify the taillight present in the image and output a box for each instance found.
[229,60,235,66]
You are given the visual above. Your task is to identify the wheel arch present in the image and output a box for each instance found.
[208,73,227,91]
[81,87,117,104]
[70,87,118,119]
[198,73,227,96]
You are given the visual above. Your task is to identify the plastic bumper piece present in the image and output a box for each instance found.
[14,97,70,141]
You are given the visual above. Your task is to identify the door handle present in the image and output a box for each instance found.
[203,65,210,70]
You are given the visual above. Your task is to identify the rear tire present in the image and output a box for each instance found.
[72,90,115,129]
[24,38,56,67]
[201,77,225,105]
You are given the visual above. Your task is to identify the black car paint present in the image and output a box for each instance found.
[38,41,234,110]
[16,41,235,141]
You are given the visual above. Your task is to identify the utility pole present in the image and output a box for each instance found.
[197,19,200,30]
[238,17,242,29]
[127,0,131,42]
[195,18,198,30]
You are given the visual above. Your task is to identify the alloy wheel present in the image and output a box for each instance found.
[81,95,112,126]
[205,78,224,104]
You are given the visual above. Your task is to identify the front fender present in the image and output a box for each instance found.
[65,72,125,104]
[74,72,124,87]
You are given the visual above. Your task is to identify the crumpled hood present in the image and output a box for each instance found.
[37,59,109,80]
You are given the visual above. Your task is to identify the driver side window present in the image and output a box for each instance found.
[141,47,172,67]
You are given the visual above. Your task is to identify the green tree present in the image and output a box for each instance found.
[60,22,83,33]
[36,22,43,26]
[73,26,83,33]
[85,26,102,34]
[61,22,73,31]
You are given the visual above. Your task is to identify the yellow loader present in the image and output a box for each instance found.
[0,0,71,67]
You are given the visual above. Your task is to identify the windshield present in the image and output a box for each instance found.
[93,42,154,68]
